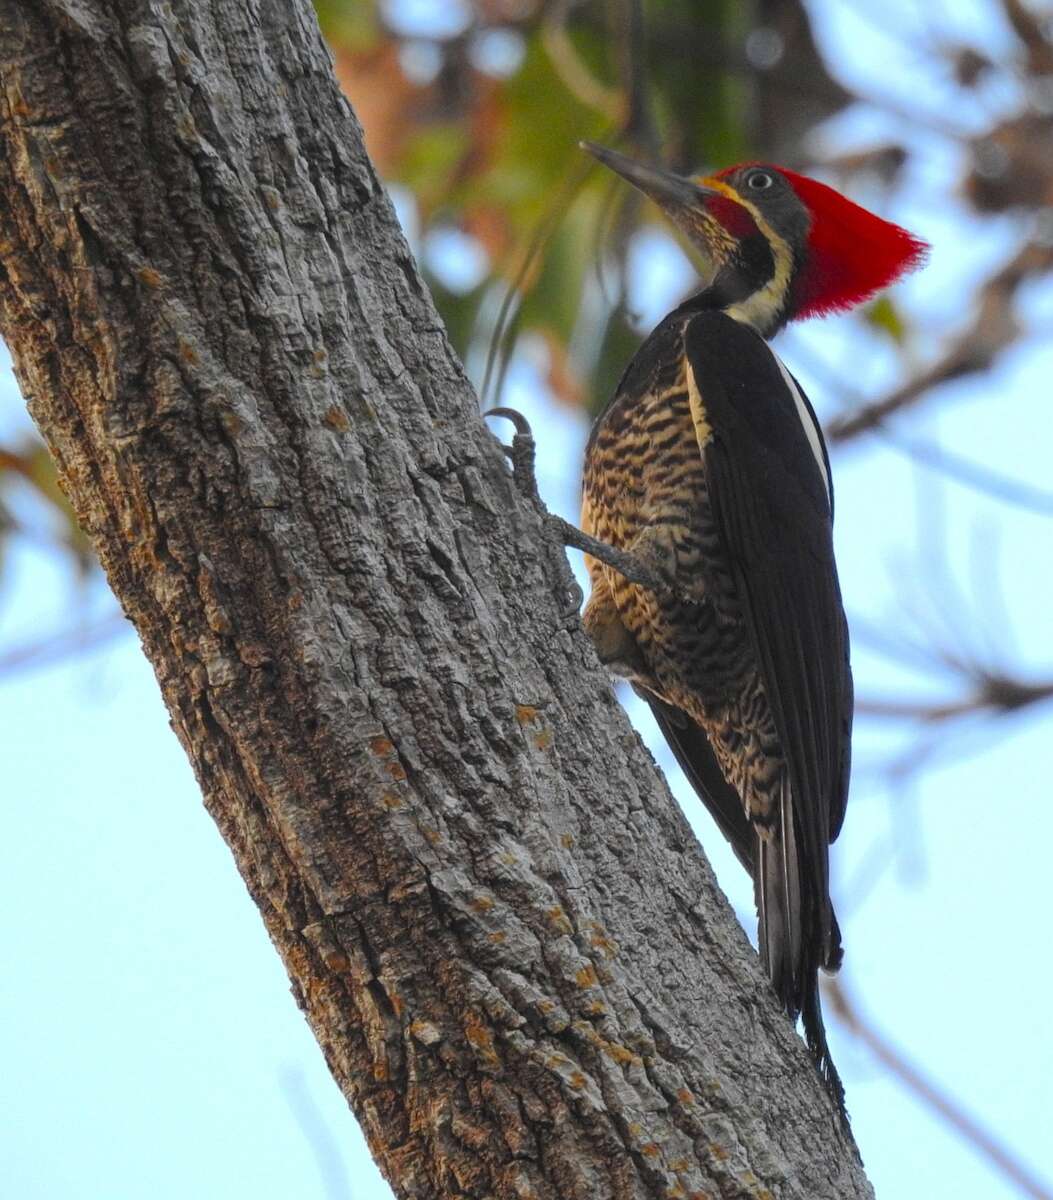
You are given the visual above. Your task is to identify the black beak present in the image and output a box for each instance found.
[580,141,718,211]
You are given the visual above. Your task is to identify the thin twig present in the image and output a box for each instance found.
[877,427,1053,516]
[827,240,1053,444]
[783,326,1053,516]
[0,610,128,678]
[998,0,1053,75]
[619,0,656,149]
[826,979,1053,1200]
[278,1067,354,1200]
[541,0,625,123]
[479,151,600,408]
[855,676,1053,722]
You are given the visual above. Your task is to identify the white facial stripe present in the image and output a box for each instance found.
[724,290,786,336]
[721,197,794,338]
[773,351,831,505]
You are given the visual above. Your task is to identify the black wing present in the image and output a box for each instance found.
[684,311,852,961]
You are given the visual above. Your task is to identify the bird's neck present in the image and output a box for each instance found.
[678,278,790,340]
[690,226,797,339]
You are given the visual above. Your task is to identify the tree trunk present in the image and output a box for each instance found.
[0,3,872,1197]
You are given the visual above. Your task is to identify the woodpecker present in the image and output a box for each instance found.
[575,142,927,1110]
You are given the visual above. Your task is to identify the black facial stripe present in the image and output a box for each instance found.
[706,233,776,309]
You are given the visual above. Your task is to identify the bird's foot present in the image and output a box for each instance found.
[486,406,583,619]
[485,406,666,601]
[550,517,665,595]
[486,406,543,503]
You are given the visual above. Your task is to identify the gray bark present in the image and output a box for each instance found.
[0,2,872,1197]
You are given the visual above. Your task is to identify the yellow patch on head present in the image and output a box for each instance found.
[695,176,740,201]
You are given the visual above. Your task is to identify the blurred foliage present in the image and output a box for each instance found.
[0,435,94,584]
[322,0,1053,750]
[323,0,854,418]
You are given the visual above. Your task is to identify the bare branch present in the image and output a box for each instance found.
[876,427,1053,516]
[855,675,1053,723]
[0,611,128,677]
[827,979,1053,1200]
[998,0,1053,76]
[827,241,1053,444]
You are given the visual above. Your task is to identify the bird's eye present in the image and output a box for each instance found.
[747,170,774,190]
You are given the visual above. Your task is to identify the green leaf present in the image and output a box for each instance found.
[863,295,909,344]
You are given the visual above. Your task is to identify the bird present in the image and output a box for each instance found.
[573,141,927,1112]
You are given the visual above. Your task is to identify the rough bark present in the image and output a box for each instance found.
[0,3,872,1198]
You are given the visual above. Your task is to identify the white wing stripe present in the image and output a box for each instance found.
[773,352,831,505]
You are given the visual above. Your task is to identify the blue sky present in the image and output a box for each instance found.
[2,2,1052,1198]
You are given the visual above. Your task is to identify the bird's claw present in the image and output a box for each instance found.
[485,406,583,622]
[485,406,541,503]
[484,405,663,613]
[554,562,585,621]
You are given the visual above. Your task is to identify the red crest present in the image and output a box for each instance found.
[778,169,928,318]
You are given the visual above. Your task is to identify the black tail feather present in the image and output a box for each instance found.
[803,963,847,1120]
[756,780,803,1016]
[755,781,848,1121]
[639,697,848,1120]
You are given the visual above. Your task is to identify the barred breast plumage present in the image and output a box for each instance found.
[581,312,782,828]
